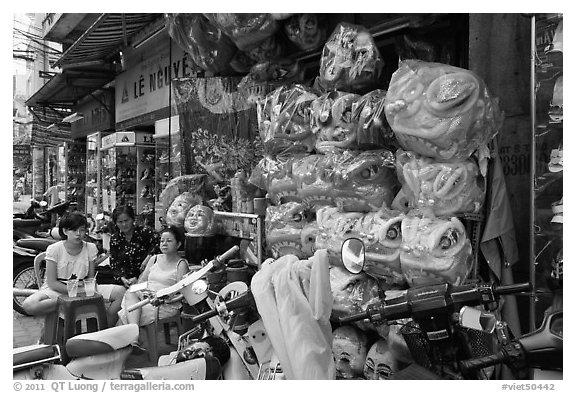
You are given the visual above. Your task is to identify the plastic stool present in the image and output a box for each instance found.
[54,294,108,361]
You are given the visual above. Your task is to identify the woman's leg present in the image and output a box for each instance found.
[22,290,58,316]
[99,284,126,327]
[123,291,143,325]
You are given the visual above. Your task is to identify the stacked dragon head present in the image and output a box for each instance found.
[292,154,335,211]
[265,202,312,258]
[332,149,399,212]
[400,214,472,286]
[311,91,361,154]
[395,149,486,216]
[260,84,318,156]
[384,60,503,162]
[260,156,300,205]
[316,206,406,285]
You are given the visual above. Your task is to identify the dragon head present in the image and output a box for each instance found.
[399,214,472,286]
[333,149,399,212]
[313,92,360,154]
[396,149,486,216]
[384,60,503,162]
[265,202,310,258]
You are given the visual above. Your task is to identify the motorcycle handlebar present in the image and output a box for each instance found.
[337,282,532,325]
[188,290,255,325]
[459,351,508,371]
[127,297,151,312]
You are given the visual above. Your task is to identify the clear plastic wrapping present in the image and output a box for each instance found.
[384,59,504,162]
[259,85,318,157]
[203,13,279,51]
[399,213,473,286]
[317,22,384,93]
[165,13,237,74]
[315,206,406,285]
[395,149,486,216]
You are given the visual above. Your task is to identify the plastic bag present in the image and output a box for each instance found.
[400,213,473,286]
[316,206,406,285]
[384,59,504,162]
[159,174,212,216]
[259,85,318,157]
[265,202,312,258]
[243,34,285,63]
[395,149,486,216]
[283,14,325,51]
[311,91,361,154]
[165,13,237,74]
[317,22,384,93]
[203,13,279,51]
[251,250,335,380]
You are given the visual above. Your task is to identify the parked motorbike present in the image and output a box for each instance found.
[337,238,562,380]
[13,200,70,238]
[13,324,140,380]
[13,234,57,315]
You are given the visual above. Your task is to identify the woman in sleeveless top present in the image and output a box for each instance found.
[118,226,189,326]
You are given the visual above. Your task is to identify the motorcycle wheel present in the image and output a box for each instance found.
[13,260,41,316]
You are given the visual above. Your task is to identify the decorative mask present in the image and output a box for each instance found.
[364,339,401,380]
[284,14,324,51]
[400,214,472,286]
[184,204,216,236]
[396,149,486,216]
[384,60,503,162]
[332,325,369,379]
[312,92,360,154]
[165,192,202,228]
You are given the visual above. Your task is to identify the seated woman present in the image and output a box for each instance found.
[22,212,126,326]
[118,226,190,326]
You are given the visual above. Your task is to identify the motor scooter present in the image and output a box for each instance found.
[337,238,563,380]
[13,324,140,380]
[13,200,70,238]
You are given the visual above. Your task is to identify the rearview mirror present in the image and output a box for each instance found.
[341,238,365,274]
[39,201,48,207]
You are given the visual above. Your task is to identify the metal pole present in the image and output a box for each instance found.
[529,14,536,332]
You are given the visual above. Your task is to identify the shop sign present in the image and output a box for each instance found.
[101,131,155,149]
[115,44,196,125]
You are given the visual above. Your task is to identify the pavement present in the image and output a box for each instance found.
[13,310,44,348]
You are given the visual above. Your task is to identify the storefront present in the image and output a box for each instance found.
[16,12,562,380]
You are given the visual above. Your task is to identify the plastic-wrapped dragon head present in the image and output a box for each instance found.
[262,85,318,156]
[293,154,337,211]
[311,91,361,154]
[400,214,473,286]
[265,202,311,258]
[384,60,504,162]
[261,156,301,205]
[395,149,486,216]
[316,206,406,285]
[332,149,400,212]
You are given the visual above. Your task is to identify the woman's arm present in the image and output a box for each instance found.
[45,260,68,294]
[137,255,157,284]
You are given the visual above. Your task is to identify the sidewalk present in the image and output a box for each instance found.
[13,310,44,348]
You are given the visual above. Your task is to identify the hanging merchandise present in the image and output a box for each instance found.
[317,22,384,93]
[384,59,504,163]
[203,13,279,52]
[164,13,237,75]
[283,14,326,52]
[237,58,303,104]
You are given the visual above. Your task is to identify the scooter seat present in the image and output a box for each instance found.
[13,218,43,229]
[121,356,221,380]
[66,324,139,358]
[13,344,61,371]
[16,238,55,252]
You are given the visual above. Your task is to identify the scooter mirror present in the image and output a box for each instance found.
[341,238,365,274]
[182,279,209,306]
[39,201,48,207]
